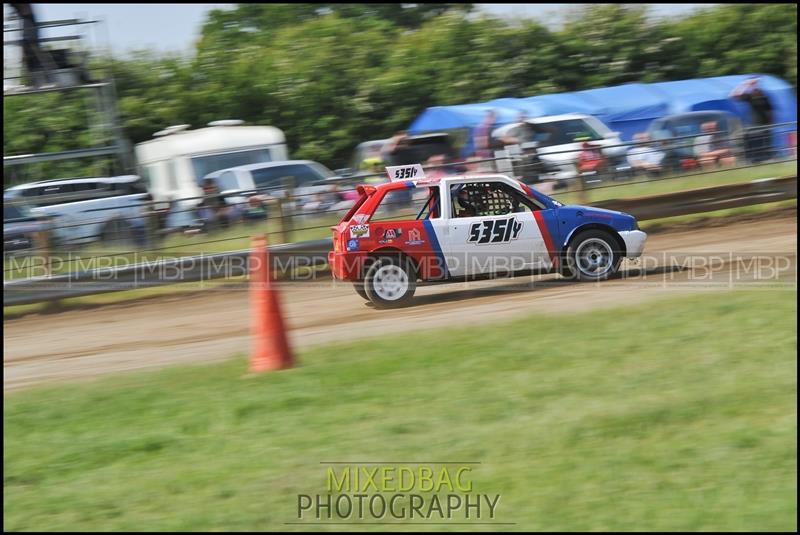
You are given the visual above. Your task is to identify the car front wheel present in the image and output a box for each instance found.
[364,256,416,309]
[563,229,622,282]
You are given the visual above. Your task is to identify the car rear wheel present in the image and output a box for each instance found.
[563,229,622,282]
[364,256,416,309]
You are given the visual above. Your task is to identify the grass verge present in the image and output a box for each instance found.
[553,160,797,205]
[4,289,797,531]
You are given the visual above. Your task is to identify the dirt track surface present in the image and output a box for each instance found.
[4,216,797,391]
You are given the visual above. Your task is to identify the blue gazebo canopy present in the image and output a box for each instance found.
[408,74,797,155]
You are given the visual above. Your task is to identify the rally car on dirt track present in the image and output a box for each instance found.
[329,165,647,308]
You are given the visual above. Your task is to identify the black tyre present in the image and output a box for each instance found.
[353,282,369,301]
[562,229,623,282]
[363,256,417,309]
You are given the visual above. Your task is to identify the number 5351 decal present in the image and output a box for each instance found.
[468,217,523,244]
[386,164,424,182]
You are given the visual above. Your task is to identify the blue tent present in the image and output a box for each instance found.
[408,74,797,156]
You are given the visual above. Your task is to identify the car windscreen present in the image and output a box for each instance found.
[661,115,731,138]
[191,148,273,185]
[4,204,27,220]
[215,171,246,192]
[408,136,455,162]
[16,182,116,207]
[250,163,333,189]
[505,124,535,143]
[531,119,603,147]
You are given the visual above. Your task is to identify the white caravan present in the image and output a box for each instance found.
[134,120,289,204]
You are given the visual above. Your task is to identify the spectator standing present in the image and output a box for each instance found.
[381,131,415,207]
[731,78,775,162]
[471,110,499,172]
[473,110,497,159]
[382,131,415,167]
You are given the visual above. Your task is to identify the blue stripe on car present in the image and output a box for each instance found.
[422,219,450,280]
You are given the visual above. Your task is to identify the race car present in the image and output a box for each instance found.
[329,164,647,308]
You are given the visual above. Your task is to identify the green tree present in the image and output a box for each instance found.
[663,4,797,85]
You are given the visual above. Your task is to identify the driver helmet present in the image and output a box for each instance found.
[457,187,478,214]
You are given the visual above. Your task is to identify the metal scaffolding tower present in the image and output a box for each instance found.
[3,9,134,178]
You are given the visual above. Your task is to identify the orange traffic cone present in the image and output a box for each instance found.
[249,234,294,372]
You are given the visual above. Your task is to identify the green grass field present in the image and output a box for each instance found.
[4,289,797,531]
[553,160,797,205]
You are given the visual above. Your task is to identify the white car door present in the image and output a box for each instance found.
[434,179,552,278]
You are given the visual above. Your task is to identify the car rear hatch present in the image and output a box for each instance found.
[331,185,376,252]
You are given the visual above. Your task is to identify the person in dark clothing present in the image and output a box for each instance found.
[10,3,47,84]
[731,78,775,162]
[473,110,497,159]
[197,177,239,231]
[382,131,417,167]
[381,131,415,207]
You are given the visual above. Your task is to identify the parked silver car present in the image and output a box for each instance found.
[160,160,352,231]
[3,202,52,256]
[3,176,150,247]
[646,110,745,166]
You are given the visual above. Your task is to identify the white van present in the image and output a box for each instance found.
[492,113,628,181]
[134,120,289,204]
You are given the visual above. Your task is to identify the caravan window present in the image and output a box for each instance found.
[191,148,273,184]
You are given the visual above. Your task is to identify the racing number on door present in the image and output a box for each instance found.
[468,217,523,244]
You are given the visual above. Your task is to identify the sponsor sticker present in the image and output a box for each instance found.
[383,228,402,240]
[346,239,359,251]
[405,227,425,246]
[349,224,370,239]
[352,213,369,224]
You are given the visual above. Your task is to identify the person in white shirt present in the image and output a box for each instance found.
[627,133,665,176]
[694,121,736,169]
